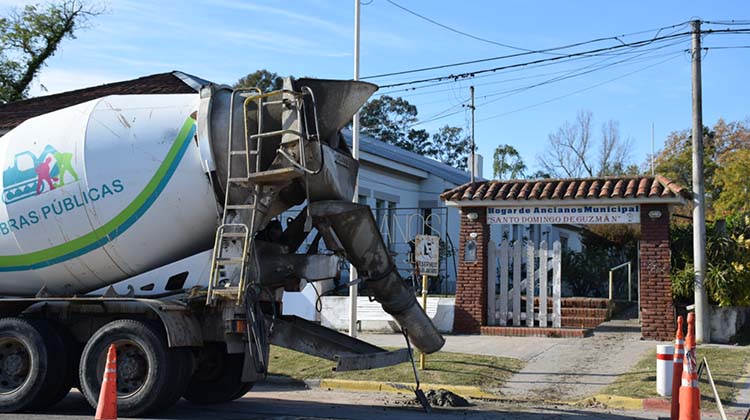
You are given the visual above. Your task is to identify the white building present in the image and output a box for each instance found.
[282,128,475,321]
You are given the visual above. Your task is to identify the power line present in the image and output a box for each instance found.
[363,21,691,80]
[408,47,686,127]
[376,37,685,98]
[377,31,694,89]
[385,0,562,55]
[375,27,694,98]
[475,53,684,124]
[376,28,749,90]
[703,45,750,49]
[703,20,750,26]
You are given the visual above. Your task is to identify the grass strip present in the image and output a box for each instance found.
[601,346,750,407]
[268,345,523,392]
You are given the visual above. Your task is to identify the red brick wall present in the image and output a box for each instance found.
[639,204,675,341]
[453,207,489,333]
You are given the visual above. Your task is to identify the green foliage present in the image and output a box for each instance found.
[561,227,637,298]
[562,247,610,297]
[714,149,750,215]
[234,69,284,92]
[431,125,470,170]
[0,0,99,103]
[654,118,750,215]
[492,144,526,179]
[360,95,470,170]
[360,95,423,151]
[670,213,750,307]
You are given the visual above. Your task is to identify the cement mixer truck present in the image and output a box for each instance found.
[0,77,445,416]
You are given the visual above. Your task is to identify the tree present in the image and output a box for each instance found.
[431,125,470,170]
[359,95,426,153]
[0,1,100,103]
[537,110,634,178]
[653,126,718,200]
[650,119,750,214]
[526,170,552,180]
[234,69,284,92]
[360,95,470,170]
[492,144,526,179]
[714,149,750,215]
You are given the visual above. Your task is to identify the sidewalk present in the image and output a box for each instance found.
[361,307,656,402]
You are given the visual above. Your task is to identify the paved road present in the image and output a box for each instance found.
[0,384,673,420]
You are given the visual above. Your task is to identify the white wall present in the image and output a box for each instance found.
[319,296,455,333]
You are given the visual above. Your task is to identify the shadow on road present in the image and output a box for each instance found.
[23,388,657,420]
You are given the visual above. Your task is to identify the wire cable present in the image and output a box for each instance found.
[363,21,692,80]
[373,28,748,90]
[475,53,684,124]
[378,31,694,89]
[385,0,564,55]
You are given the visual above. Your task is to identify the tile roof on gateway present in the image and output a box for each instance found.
[440,175,690,203]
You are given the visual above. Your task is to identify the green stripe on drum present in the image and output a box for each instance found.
[0,116,197,271]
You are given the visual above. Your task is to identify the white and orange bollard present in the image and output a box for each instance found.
[671,315,685,420]
[95,344,118,420]
[656,344,674,396]
[678,313,700,420]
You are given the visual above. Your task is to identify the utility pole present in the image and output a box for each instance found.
[691,19,709,343]
[469,86,476,183]
[349,0,361,338]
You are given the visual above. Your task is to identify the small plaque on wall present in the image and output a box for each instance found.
[464,239,477,262]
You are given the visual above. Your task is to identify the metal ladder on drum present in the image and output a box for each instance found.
[206,87,318,305]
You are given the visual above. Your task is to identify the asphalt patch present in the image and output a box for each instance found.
[425,389,470,407]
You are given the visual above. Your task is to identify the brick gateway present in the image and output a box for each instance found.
[440,175,690,341]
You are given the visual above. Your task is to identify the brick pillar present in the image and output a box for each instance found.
[453,207,489,334]
[639,204,675,341]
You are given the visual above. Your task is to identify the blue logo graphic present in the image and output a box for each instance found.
[2,145,80,204]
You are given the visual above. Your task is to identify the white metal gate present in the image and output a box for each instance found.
[487,239,562,328]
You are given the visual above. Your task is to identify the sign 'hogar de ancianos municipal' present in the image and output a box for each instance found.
[487,205,640,225]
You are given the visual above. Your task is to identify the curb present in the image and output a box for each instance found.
[586,394,672,411]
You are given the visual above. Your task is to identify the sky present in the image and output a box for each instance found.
[2,0,750,178]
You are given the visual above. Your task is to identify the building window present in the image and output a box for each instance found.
[559,233,569,251]
[421,207,433,235]
[358,194,368,205]
[376,199,397,250]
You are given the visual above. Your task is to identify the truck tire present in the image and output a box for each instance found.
[183,343,253,404]
[79,319,173,417]
[0,318,66,413]
[153,347,194,411]
[31,321,77,409]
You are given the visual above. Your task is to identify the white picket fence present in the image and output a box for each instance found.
[487,239,562,328]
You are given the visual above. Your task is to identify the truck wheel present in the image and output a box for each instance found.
[31,322,77,409]
[79,320,172,417]
[230,381,254,400]
[153,347,194,411]
[183,343,253,404]
[0,318,66,413]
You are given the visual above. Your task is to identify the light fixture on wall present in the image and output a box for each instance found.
[648,210,662,219]
[466,212,478,221]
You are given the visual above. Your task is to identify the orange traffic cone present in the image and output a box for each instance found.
[671,315,685,420]
[95,344,117,420]
[678,313,699,420]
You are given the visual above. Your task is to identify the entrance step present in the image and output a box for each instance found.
[532,297,611,309]
[560,307,609,319]
[480,326,593,338]
[561,316,606,329]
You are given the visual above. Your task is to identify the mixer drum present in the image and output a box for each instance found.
[0,94,218,296]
